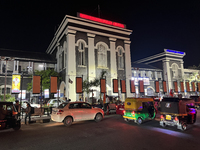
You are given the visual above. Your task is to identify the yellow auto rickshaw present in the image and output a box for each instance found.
[123,98,155,125]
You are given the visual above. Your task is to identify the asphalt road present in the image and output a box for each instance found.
[0,110,200,150]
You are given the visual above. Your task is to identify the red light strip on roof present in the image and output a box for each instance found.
[79,13,125,28]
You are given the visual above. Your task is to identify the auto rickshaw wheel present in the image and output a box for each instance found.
[181,122,187,131]
[193,114,196,123]
[137,117,143,125]
[124,118,130,122]
[13,121,21,131]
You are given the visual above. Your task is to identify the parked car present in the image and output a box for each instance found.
[47,99,65,107]
[51,102,104,126]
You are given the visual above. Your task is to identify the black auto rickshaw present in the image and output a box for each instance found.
[190,96,200,109]
[0,102,21,131]
[160,97,197,131]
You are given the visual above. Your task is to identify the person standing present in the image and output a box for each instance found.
[104,95,110,112]
[25,103,31,124]
[14,100,21,119]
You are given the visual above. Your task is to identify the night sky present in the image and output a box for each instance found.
[0,0,200,68]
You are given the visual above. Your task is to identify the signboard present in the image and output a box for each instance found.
[54,90,60,98]
[155,81,160,93]
[18,90,26,99]
[12,74,21,93]
[78,13,125,28]
[113,79,118,93]
[44,89,49,98]
[100,79,106,93]
[131,77,150,85]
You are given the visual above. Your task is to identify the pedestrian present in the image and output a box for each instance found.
[105,95,110,111]
[25,103,31,124]
[14,100,21,118]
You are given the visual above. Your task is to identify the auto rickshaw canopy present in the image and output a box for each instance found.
[124,98,154,111]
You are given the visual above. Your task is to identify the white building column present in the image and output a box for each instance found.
[124,40,132,98]
[163,59,171,93]
[56,43,60,72]
[180,60,184,79]
[109,38,117,96]
[87,33,96,82]
[66,30,76,101]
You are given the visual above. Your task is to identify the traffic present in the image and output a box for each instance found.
[0,95,199,131]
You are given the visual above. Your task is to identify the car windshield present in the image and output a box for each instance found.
[58,103,68,108]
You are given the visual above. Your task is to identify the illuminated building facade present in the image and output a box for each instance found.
[46,13,132,101]
[133,49,200,96]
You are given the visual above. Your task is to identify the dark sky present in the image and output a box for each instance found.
[0,0,200,68]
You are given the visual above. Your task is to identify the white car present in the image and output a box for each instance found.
[47,99,65,107]
[14,101,41,109]
[51,102,104,126]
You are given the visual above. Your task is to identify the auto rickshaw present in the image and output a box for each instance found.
[159,97,197,131]
[190,96,200,109]
[123,98,155,125]
[0,102,21,131]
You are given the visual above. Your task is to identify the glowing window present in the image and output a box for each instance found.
[78,42,85,66]
[98,44,107,68]
[118,47,124,69]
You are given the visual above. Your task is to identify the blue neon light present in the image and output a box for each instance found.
[166,49,184,55]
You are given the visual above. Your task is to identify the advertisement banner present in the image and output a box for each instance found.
[44,89,49,98]
[12,74,21,93]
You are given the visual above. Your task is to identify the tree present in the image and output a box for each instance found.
[82,70,107,99]
[0,94,15,102]
[27,69,60,92]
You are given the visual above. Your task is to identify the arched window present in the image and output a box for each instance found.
[78,42,85,66]
[172,63,178,78]
[118,47,124,69]
[98,44,107,67]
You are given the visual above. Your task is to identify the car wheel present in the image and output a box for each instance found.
[95,113,103,122]
[64,117,73,127]
[137,117,143,125]
[181,122,187,131]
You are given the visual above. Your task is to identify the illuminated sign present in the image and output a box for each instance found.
[12,74,21,93]
[44,89,49,98]
[131,77,150,85]
[18,90,26,99]
[166,49,184,55]
[78,13,125,28]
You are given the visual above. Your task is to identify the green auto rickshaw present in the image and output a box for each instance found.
[123,98,156,125]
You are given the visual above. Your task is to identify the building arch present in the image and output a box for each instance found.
[59,81,66,100]
[171,63,179,78]
[146,86,155,96]
[75,39,88,48]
